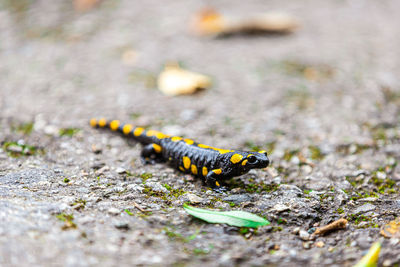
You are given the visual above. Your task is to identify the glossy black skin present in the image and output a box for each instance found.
[91,119,270,187]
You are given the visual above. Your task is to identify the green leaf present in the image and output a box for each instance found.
[183,204,270,228]
[353,242,381,267]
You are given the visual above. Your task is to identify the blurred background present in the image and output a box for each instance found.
[1,1,399,147]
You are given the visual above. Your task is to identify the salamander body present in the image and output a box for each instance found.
[90,118,269,187]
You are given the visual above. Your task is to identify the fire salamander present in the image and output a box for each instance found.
[90,118,270,188]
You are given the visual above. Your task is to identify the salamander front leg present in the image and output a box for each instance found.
[140,144,164,164]
[205,169,226,192]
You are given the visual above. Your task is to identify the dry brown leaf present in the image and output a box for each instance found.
[191,8,226,36]
[157,63,211,96]
[192,8,299,36]
[381,217,400,238]
[73,0,100,12]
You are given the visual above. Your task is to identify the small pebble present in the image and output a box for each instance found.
[96,166,110,175]
[376,171,386,179]
[115,167,126,174]
[6,145,23,153]
[303,241,312,249]
[186,193,204,204]
[114,221,130,230]
[272,203,290,212]
[292,227,300,235]
[108,208,120,216]
[299,230,310,241]
[315,241,325,248]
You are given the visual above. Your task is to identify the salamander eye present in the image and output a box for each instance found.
[247,155,257,164]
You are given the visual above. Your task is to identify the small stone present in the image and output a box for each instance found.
[223,194,252,205]
[44,125,59,135]
[186,193,204,204]
[358,197,378,202]
[145,182,168,193]
[315,241,325,248]
[376,171,386,179]
[272,176,281,184]
[354,203,376,214]
[299,230,310,241]
[292,227,300,235]
[115,167,126,174]
[114,221,130,230]
[6,145,23,153]
[95,165,110,175]
[272,203,290,212]
[301,165,313,174]
[91,144,102,154]
[127,184,144,193]
[267,167,279,177]
[302,241,312,249]
[108,208,120,216]
[383,260,393,267]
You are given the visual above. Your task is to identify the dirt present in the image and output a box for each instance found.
[1,0,400,266]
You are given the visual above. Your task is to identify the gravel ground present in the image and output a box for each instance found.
[1,0,400,266]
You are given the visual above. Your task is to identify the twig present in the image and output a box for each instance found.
[313,218,348,236]
[132,201,146,213]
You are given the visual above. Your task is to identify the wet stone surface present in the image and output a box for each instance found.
[1,0,400,266]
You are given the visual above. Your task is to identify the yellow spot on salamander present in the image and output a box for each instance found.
[258,150,267,154]
[146,130,157,137]
[156,132,168,139]
[247,154,254,158]
[241,159,248,166]
[215,181,220,187]
[171,136,183,142]
[183,156,191,169]
[90,118,97,127]
[98,118,107,128]
[212,169,222,175]
[122,124,133,135]
[198,144,210,149]
[134,127,144,136]
[110,120,120,131]
[202,166,208,176]
[230,153,243,164]
[191,164,198,175]
[184,139,194,145]
[179,166,185,172]
[198,144,231,154]
[152,144,162,153]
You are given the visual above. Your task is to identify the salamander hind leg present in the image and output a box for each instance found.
[140,143,165,164]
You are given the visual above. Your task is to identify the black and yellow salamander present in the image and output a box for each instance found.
[90,118,270,188]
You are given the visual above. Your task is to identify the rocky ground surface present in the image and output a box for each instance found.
[1,0,400,266]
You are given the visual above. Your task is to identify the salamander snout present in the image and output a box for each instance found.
[246,151,269,169]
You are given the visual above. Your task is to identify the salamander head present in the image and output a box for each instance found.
[223,150,270,175]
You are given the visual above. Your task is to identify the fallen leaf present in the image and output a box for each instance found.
[157,63,211,96]
[191,8,226,36]
[183,204,270,228]
[353,242,381,267]
[380,217,400,238]
[192,8,299,36]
